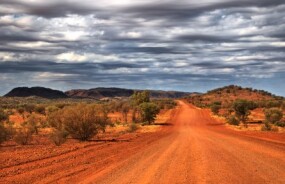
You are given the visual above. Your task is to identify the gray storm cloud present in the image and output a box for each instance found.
[0,0,284,95]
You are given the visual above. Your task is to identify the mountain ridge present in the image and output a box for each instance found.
[65,87,193,99]
[4,86,194,99]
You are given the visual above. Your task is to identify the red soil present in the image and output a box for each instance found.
[1,101,284,183]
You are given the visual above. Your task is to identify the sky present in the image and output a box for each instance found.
[0,0,285,96]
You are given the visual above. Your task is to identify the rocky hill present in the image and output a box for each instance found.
[186,85,284,107]
[65,87,191,99]
[4,87,68,99]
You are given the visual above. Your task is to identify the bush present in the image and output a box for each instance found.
[47,110,65,130]
[131,91,150,106]
[0,123,9,145]
[26,114,41,134]
[14,127,33,145]
[261,122,272,131]
[211,104,221,115]
[35,105,46,115]
[265,100,282,108]
[48,104,109,141]
[0,109,10,145]
[46,106,59,114]
[0,109,8,122]
[264,108,283,124]
[139,102,160,124]
[153,99,177,110]
[121,103,130,123]
[17,107,25,114]
[275,121,285,127]
[55,103,66,109]
[227,115,240,126]
[128,123,139,132]
[233,99,257,127]
[49,129,68,146]
[23,104,36,113]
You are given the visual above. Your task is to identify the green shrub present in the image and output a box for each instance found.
[211,104,221,115]
[275,121,285,127]
[233,99,257,127]
[264,108,283,124]
[227,115,240,126]
[139,102,160,125]
[153,99,177,110]
[131,91,150,106]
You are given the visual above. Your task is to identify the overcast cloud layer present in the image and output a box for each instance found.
[0,0,285,95]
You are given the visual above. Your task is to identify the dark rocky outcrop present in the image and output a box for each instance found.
[4,87,68,99]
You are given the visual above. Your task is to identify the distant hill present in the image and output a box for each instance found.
[4,87,68,99]
[3,87,193,99]
[186,85,284,107]
[65,87,192,99]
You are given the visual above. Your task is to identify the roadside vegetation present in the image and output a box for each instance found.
[186,85,285,131]
[0,92,177,146]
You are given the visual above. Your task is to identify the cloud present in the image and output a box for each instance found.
[0,0,284,96]
[56,52,119,62]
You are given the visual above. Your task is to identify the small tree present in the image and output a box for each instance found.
[131,91,150,122]
[264,108,283,124]
[233,100,257,127]
[131,91,150,106]
[139,102,160,125]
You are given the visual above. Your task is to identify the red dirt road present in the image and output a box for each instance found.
[84,101,285,184]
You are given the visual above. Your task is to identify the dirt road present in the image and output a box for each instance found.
[83,101,285,184]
